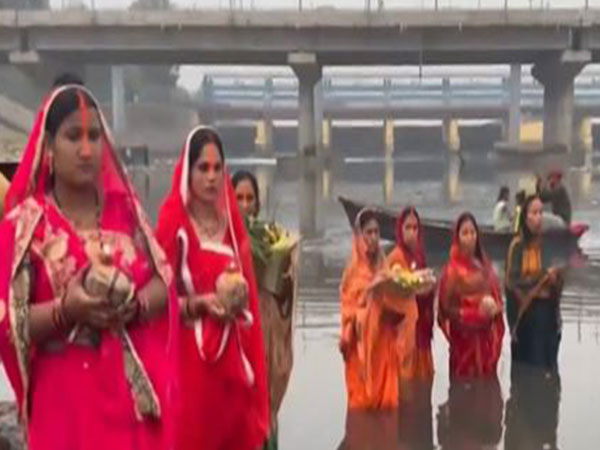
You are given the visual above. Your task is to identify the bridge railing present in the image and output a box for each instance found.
[29,1,600,12]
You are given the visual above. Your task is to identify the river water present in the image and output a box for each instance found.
[2,152,600,449]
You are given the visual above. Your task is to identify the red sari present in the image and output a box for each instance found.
[438,218,504,379]
[155,126,269,450]
[0,86,179,450]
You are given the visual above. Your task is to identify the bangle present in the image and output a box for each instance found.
[52,293,70,334]
[185,296,194,319]
[136,288,151,321]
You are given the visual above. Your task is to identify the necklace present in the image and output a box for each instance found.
[52,186,109,258]
[193,212,223,241]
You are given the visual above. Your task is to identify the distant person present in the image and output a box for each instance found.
[513,190,526,233]
[492,186,511,232]
[540,170,572,225]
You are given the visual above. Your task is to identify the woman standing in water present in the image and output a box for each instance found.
[387,206,435,380]
[438,213,504,379]
[156,127,269,450]
[233,169,298,450]
[339,208,381,409]
[0,83,178,450]
[341,208,414,409]
[505,195,563,371]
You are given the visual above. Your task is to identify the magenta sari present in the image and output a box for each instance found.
[0,86,179,450]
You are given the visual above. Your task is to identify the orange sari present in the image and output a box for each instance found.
[386,206,435,381]
[385,247,419,380]
[340,208,406,409]
[339,229,377,409]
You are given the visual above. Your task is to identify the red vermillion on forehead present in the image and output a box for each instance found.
[77,90,92,156]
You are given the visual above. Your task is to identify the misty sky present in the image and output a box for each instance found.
[47,0,595,90]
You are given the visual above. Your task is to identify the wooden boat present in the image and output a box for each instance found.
[339,196,588,263]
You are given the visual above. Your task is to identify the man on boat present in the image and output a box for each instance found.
[493,186,511,232]
[539,170,572,225]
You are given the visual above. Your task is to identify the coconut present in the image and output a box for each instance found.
[215,267,248,315]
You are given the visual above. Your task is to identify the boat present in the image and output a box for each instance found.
[338,196,588,264]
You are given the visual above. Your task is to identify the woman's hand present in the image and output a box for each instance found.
[64,270,117,329]
[338,322,355,360]
[546,266,563,285]
[183,293,234,321]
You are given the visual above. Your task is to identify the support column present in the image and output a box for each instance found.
[322,118,332,200]
[576,116,593,154]
[443,117,461,153]
[508,63,522,146]
[111,65,126,141]
[383,118,395,204]
[445,153,462,204]
[254,119,274,154]
[532,50,590,152]
[254,118,274,215]
[290,52,322,237]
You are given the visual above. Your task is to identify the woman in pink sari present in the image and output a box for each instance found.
[155,126,269,450]
[0,84,179,449]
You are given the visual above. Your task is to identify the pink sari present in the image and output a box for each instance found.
[155,126,269,450]
[0,86,179,450]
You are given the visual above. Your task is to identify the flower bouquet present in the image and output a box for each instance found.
[384,264,437,297]
[246,218,300,297]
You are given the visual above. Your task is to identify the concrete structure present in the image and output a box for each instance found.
[532,50,591,152]
[289,52,322,237]
[4,8,600,230]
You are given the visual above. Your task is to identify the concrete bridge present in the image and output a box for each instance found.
[2,7,600,234]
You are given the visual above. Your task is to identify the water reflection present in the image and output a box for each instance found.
[504,365,560,450]
[337,379,434,450]
[437,378,503,450]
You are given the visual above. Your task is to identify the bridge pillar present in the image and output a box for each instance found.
[575,116,593,154]
[383,118,395,204]
[254,119,275,215]
[507,63,522,146]
[321,118,333,200]
[443,117,461,153]
[444,153,462,204]
[255,119,274,154]
[289,52,322,237]
[532,50,590,152]
[111,66,126,141]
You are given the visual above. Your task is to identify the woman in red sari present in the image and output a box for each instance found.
[438,212,504,379]
[0,84,179,449]
[155,126,269,450]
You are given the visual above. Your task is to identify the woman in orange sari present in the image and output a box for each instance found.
[386,206,435,380]
[340,208,410,409]
[438,212,504,379]
[155,126,269,450]
[339,208,382,409]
